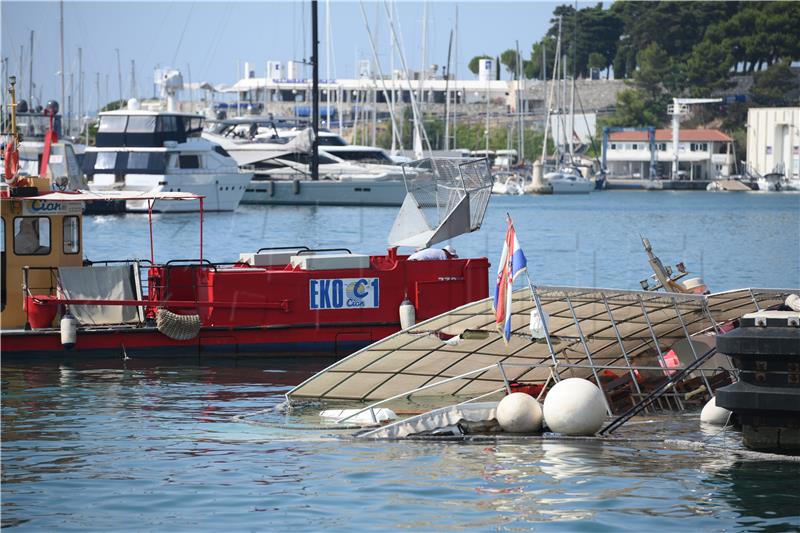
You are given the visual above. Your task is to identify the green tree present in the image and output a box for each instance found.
[500,49,520,79]
[468,55,492,76]
[603,88,661,128]
[587,52,606,72]
[751,59,800,106]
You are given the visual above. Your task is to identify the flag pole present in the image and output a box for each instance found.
[523,270,560,380]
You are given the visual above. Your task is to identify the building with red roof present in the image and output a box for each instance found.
[604,128,734,181]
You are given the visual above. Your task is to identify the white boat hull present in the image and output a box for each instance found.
[546,172,593,194]
[242,178,407,206]
[90,171,252,212]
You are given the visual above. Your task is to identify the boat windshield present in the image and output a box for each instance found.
[317,135,348,147]
[325,149,393,164]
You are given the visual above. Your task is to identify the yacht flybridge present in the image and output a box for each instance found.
[84,106,251,212]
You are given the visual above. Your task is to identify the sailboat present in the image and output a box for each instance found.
[538,16,593,195]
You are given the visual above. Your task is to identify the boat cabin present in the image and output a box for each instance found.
[0,184,84,329]
[94,110,204,148]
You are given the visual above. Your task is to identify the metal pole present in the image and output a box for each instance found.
[443,30,453,151]
[672,297,713,394]
[601,295,644,398]
[199,197,204,262]
[60,0,65,125]
[28,31,34,107]
[310,0,319,181]
[77,47,82,124]
[564,295,613,415]
[524,273,559,380]
[115,48,123,104]
[148,200,155,263]
[637,294,683,409]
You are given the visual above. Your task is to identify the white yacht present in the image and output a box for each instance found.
[203,118,409,206]
[85,109,251,212]
[545,167,594,194]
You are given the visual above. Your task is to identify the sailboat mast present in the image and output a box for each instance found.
[310,0,319,181]
[60,1,65,125]
[28,31,34,107]
[443,29,453,151]
[325,0,331,131]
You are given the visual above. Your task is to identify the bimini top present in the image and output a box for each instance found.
[287,286,794,402]
[0,189,203,202]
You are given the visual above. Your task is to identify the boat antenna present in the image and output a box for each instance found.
[310,0,320,181]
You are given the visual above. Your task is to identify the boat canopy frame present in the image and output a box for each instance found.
[287,286,795,417]
[2,190,205,264]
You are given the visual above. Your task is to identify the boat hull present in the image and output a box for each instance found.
[0,323,399,358]
[2,253,490,359]
[242,178,407,207]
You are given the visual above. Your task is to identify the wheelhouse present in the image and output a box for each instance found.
[94,111,204,148]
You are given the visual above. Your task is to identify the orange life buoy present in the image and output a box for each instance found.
[4,141,19,184]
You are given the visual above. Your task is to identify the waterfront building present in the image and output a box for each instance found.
[604,129,734,181]
[746,107,800,179]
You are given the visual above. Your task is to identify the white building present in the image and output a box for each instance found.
[747,107,800,178]
[604,129,734,180]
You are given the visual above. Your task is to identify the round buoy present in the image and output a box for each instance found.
[543,378,606,436]
[496,392,543,433]
[700,396,732,425]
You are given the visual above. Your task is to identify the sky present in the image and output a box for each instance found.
[2,0,565,112]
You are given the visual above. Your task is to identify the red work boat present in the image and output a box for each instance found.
[1,156,493,359]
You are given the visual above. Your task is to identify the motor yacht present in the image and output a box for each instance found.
[84,108,251,212]
[203,118,409,206]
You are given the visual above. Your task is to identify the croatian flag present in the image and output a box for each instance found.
[493,216,527,342]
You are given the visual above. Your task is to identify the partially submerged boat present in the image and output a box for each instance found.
[278,229,796,440]
[1,157,494,359]
[284,284,795,439]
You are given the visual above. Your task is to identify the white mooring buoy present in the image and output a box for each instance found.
[543,378,606,436]
[700,396,732,425]
[60,313,78,349]
[496,392,543,433]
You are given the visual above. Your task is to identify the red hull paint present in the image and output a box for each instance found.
[2,251,489,358]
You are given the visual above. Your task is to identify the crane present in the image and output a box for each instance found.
[668,97,721,179]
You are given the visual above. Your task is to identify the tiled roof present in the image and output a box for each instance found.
[609,129,733,142]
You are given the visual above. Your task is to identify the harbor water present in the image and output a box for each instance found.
[3,192,800,531]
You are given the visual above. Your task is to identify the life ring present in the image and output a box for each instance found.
[4,142,19,184]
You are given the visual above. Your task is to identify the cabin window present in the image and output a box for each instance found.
[658,143,667,151]
[610,143,617,150]
[95,152,118,171]
[178,155,200,169]
[98,115,128,133]
[126,115,157,133]
[213,145,231,158]
[13,217,51,255]
[184,117,204,137]
[157,116,178,133]
[318,136,348,147]
[127,152,151,170]
[63,216,80,254]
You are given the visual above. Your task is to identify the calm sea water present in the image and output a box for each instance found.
[3,192,800,531]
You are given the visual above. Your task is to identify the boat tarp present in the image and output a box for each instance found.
[59,265,141,325]
[358,402,499,440]
[288,286,794,402]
